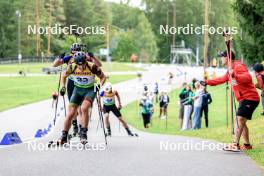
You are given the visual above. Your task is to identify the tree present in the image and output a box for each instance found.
[112,31,138,62]
[234,0,264,63]
[133,13,158,63]
[0,0,19,57]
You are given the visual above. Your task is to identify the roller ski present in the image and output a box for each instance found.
[48,131,70,148]
[126,128,138,137]
[222,142,241,152]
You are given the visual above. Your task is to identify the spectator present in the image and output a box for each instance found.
[181,85,194,130]
[201,86,212,128]
[253,63,264,115]
[168,72,174,84]
[159,92,170,119]
[139,96,154,128]
[154,82,159,103]
[178,82,187,128]
[192,82,204,129]
[192,78,197,90]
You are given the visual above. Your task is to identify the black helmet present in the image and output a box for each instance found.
[253,63,264,73]
[218,50,236,60]
[73,51,86,65]
[70,43,81,52]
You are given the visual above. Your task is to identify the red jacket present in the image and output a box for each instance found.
[206,61,259,102]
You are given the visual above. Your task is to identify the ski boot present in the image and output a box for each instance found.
[106,126,111,137]
[126,128,138,137]
[72,120,79,137]
[48,131,68,147]
[80,127,88,145]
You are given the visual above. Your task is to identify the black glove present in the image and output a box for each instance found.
[200,81,207,86]
[60,87,66,96]
[60,52,65,59]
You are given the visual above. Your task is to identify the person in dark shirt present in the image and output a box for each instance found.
[178,82,187,128]
[200,86,212,128]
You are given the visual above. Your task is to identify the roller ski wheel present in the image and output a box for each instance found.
[80,138,88,145]
[48,141,54,148]
[48,139,68,148]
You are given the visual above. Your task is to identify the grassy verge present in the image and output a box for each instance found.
[0,62,143,74]
[122,85,264,166]
[0,74,136,112]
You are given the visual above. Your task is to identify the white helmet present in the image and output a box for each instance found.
[104,82,112,92]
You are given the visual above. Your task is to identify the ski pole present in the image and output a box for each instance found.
[62,95,66,117]
[165,115,168,130]
[223,31,235,138]
[53,66,62,125]
[96,93,107,145]
[232,91,239,129]
[226,82,229,128]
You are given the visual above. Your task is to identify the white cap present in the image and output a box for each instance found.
[142,96,147,100]
[104,82,112,92]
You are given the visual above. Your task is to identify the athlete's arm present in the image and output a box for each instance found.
[61,71,69,88]
[87,52,102,67]
[53,54,72,67]
[53,57,64,67]
[206,72,229,86]
[91,64,106,87]
[61,65,72,87]
[91,56,102,67]
[115,91,122,108]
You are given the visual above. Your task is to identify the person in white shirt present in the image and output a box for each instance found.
[192,81,204,129]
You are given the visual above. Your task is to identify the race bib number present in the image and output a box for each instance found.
[74,76,95,85]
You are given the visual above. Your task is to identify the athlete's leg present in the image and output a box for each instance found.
[105,113,110,127]
[63,104,78,131]
[79,98,92,142]
[80,99,92,128]
[242,123,250,144]
[104,113,111,136]
[118,117,129,128]
[58,104,78,144]
[235,116,246,144]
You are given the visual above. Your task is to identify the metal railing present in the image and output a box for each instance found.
[0,56,56,64]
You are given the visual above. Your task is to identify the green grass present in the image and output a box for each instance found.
[0,62,142,74]
[0,74,136,112]
[122,85,264,167]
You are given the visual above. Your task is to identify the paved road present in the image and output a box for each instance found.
[0,65,262,176]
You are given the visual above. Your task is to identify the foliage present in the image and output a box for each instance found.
[234,0,264,63]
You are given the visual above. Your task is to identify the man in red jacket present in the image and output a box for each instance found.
[205,51,259,151]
